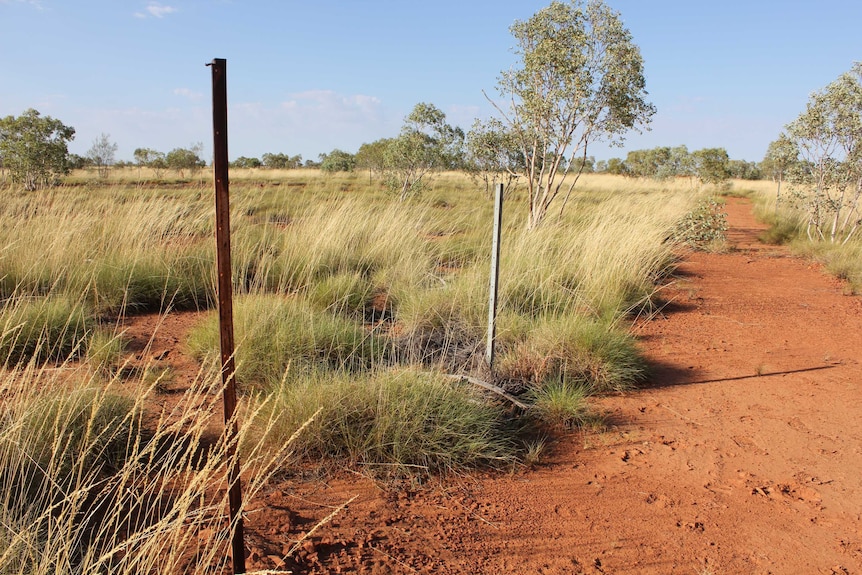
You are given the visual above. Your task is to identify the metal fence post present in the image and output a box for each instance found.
[209,57,246,575]
[486,183,504,368]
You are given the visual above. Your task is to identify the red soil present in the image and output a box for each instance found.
[131,198,862,574]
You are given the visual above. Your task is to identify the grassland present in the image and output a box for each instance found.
[0,168,716,573]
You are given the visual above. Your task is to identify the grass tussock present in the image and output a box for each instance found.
[0,358,304,574]
[1,295,92,366]
[496,315,647,394]
[254,369,518,475]
[188,294,389,387]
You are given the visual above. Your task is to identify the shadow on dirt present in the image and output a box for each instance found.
[641,361,836,390]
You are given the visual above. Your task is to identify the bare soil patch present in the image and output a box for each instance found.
[127,198,862,574]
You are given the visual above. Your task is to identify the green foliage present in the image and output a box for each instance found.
[623,145,697,180]
[672,197,728,249]
[465,118,522,196]
[785,63,862,244]
[261,152,303,169]
[495,0,655,228]
[625,147,669,178]
[383,103,465,201]
[4,388,136,488]
[728,159,762,180]
[355,138,392,179]
[0,109,75,190]
[256,370,518,475]
[86,329,127,377]
[692,147,731,185]
[188,295,388,387]
[307,271,375,317]
[319,148,357,173]
[605,157,627,175]
[231,156,262,168]
[395,279,485,370]
[133,147,168,177]
[527,381,592,428]
[165,144,206,178]
[0,296,92,366]
[498,315,646,394]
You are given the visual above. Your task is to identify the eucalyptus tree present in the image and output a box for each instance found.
[319,149,356,173]
[166,144,206,178]
[0,109,75,190]
[355,138,392,181]
[383,102,464,201]
[761,134,800,205]
[491,0,654,228]
[465,118,522,197]
[133,147,167,178]
[692,148,731,186]
[87,133,118,178]
[261,153,302,169]
[230,156,262,169]
[786,63,862,243]
[658,145,696,181]
[624,147,670,179]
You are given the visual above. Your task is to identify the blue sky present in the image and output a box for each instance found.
[1,0,860,164]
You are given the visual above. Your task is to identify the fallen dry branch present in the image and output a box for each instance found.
[442,374,529,410]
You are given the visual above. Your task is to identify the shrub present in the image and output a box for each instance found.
[671,197,728,250]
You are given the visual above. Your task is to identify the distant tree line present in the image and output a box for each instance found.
[0,105,765,195]
[598,146,763,185]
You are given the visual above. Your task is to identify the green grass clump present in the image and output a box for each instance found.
[255,369,517,475]
[86,329,127,377]
[90,250,213,314]
[755,206,804,245]
[527,381,592,429]
[394,278,486,370]
[497,315,646,394]
[0,295,92,365]
[188,294,388,387]
[306,271,375,317]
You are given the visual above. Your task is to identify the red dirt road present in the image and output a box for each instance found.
[235,198,862,575]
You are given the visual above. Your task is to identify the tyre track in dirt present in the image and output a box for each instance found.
[243,197,862,574]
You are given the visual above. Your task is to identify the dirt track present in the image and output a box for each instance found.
[226,198,862,575]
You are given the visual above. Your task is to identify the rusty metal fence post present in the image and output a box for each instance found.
[208,57,246,574]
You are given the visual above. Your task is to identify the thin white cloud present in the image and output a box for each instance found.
[230,90,396,157]
[134,2,177,19]
[1,0,44,9]
[173,87,204,101]
[280,90,383,122]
